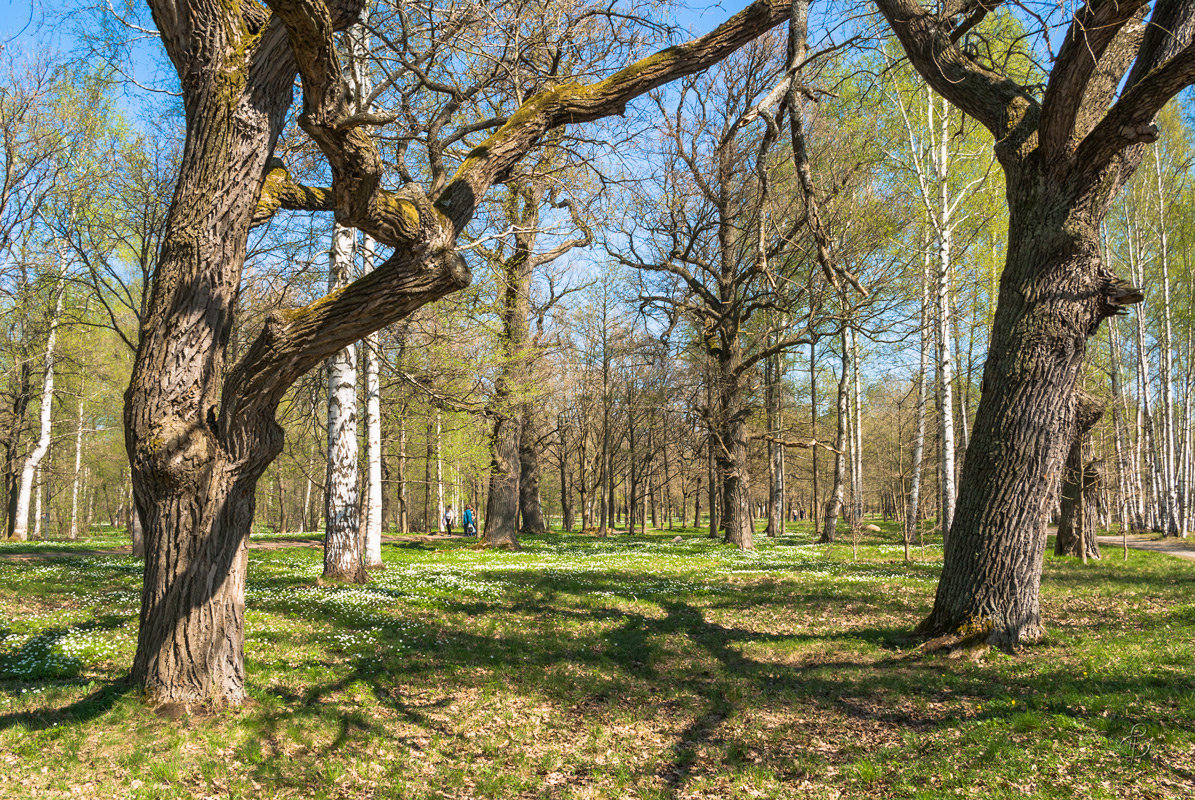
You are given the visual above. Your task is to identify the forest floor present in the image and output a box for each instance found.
[0,522,1191,800]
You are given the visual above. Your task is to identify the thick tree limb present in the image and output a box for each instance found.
[435,0,793,231]
[786,0,865,296]
[252,160,334,225]
[753,433,842,454]
[1072,43,1195,181]
[231,0,791,432]
[1039,0,1151,162]
[871,0,1037,143]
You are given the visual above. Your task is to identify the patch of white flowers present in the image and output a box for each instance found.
[0,626,125,678]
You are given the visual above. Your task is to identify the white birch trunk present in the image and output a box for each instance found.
[1108,320,1134,538]
[1153,156,1180,535]
[12,283,64,542]
[322,222,364,582]
[1130,215,1165,531]
[930,95,957,543]
[361,235,384,568]
[69,388,84,540]
[905,253,931,554]
[820,331,849,543]
[1181,325,1193,537]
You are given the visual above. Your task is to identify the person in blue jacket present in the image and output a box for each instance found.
[462,505,477,536]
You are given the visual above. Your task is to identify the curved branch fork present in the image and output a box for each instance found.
[220,245,469,462]
[234,0,792,427]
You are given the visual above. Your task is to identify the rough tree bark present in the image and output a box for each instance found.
[877,0,1195,644]
[519,406,548,535]
[716,344,754,549]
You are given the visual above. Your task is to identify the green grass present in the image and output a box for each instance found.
[0,521,1191,799]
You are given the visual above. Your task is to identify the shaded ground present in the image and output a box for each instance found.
[0,523,1192,799]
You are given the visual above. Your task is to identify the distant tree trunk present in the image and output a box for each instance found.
[850,327,864,522]
[1152,157,1180,536]
[397,413,408,534]
[2,354,31,538]
[130,501,144,559]
[558,417,574,532]
[322,222,365,584]
[301,459,313,532]
[809,339,819,524]
[705,367,720,539]
[32,466,42,540]
[905,256,931,558]
[276,471,287,533]
[69,386,85,540]
[821,333,848,544]
[765,350,784,537]
[519,404,547,535]
[1129,217,1163,531]
[1056,391,1105,559]
[424,419,433,532]
[577,424,589,531]
[1108,319,1134,536]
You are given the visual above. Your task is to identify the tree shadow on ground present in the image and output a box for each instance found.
[7,536,1190,796]
[0,677,133,731]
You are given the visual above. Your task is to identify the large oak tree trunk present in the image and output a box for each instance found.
[125,28,295,703]
[716,350,753,550]
[919,182,1133,646]
[484,413,522,549]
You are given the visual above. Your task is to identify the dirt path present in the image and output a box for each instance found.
[1095,534,1195,562]
[0,532,470,562]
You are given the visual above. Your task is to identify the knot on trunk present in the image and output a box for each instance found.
[1096,272,1144,324]
[135,417,219,490]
